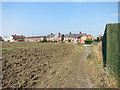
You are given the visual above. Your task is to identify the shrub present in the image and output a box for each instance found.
[42,38,47,42]
[54,40,57,43]
[84,39,93,44]
[39,38,47,43]
[86,54,91,58]
[68,39,71,43]
[94,37,100,42]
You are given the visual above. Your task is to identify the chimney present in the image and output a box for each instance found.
[58,33,60,35]
[69,32,71,35]
[50,33,53,35]
[79,32,81,34]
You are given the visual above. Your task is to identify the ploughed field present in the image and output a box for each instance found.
[2,42,77,88]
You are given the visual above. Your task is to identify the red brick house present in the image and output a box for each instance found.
[78,34,87,44]
[87,34,94,40]
[25,36,45,42]
[54,33,64,42]
[6,35,26,42]
[94,35,103,41]
[46,32,93,44]
[64,32,75,42]
[46,33,55,41]
[64,32,87,44]
[46,33,64,42]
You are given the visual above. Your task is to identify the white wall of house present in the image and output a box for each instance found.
[74,38,78,43]
[4,36,14,42]
[40,38,44,41]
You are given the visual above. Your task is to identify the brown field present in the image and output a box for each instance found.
[2,42,117,88]
[2,42,87,88]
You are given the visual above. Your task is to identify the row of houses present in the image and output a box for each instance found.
[2,32,101,44]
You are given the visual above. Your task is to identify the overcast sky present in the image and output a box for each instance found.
[2,2,118,37]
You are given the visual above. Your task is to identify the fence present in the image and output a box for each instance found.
[102,23,120,86]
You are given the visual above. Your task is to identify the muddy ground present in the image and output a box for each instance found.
[2,42,94,88]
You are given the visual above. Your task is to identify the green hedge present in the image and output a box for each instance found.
[102,23,120,86]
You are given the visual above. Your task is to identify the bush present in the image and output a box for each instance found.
[94,37,100,42]
[54,40,57,43]
[7,40,10,42]
[47,40,51,42]
[84,39,93,44]
[86,54,91,58]
[39,38,47,43]
[47,40,57,43]
[68,39,71,43]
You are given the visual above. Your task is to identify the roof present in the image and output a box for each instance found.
[12,35,25,38]
[46,34,64,38]
[46,34,55,38]
[64,34,85,38]
[87,34,93,37]
[25,36,44,39]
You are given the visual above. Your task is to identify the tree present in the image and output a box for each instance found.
[42,38,47,42]
[94,37,100,42]
[84,39,93,44]
[68,39,71,43]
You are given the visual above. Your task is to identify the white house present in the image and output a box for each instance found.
[74,38,78,43]
[4,35,25,42]
[4,36,14,42]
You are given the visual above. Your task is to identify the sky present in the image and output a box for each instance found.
[2,2,118,37]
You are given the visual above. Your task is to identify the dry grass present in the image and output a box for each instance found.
[86,42,118,88]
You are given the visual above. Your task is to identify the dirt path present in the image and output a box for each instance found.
[36,45,93,88]
[61,46,93,88]
[71,47,93,88]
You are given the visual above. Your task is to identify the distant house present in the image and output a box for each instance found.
[100,36,103,40]
[87,34,94,40]
[64,32,87,44]
[98,35,103,41]
[78,34,87,44]
[4,35,25,42]
[46,33,64,42]
[45,32,94,44]
[46,33,55,41]
[64,32,75,43]
[94,35,103,41]
[54,33,64,42]
[25,36,45,42]
[0,36,3,41]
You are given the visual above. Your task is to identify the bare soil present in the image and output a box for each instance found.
[2,42,93,88]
